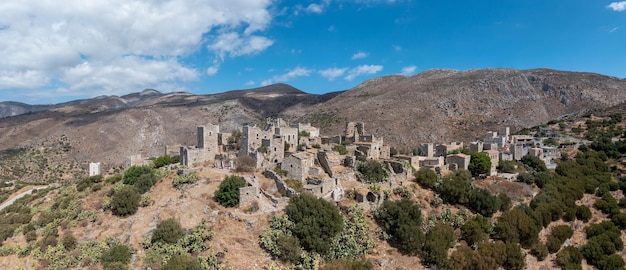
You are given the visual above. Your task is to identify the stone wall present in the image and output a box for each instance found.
[239,185,259,207]
[264,170,298,197]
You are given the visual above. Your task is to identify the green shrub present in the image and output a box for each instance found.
[374,198,423,254]
[332,145,348,155]
[101,244,132,269]
[414,168,438,189]
[576,205,592,221]
[151,218,184,245]
[356,160,388,183]
[468,152,492,177]
[153,155,179,168]
[134,173,158,194]
[276,234,302,263]
[286,193,343,254]
[111,186,141,216]
[284,179,303,192]
[531,243,549,261]
[421,222,455,267]
[123,166,154,185]
[556,246,582,267]
[173,173,200,189]
[61,234,77,250]
[214,175,247,207]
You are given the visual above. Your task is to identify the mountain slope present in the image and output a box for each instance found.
[290,68,626,150]
[0,68,625,173]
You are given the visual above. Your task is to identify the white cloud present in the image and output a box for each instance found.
[610,27,620,33]
[401,65,417,76]
[608,1,626,11]
[393,45,403,51]
[351,51,369,60]
[306,4,324,13]
[0,0,274,101]
[319,68,348,81]
[207,66,219,76]
[261,67,313,86]
[345,65,383,81]
[245,80,256,86]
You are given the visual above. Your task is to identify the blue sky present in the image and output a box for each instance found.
[0,0,625,104]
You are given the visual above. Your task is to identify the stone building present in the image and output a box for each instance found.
[180,123,222,167]
[417,143,434,157]
[446,153,470,170]
[282,152,315,182]
[435,142,463,157]
[89,162,101,176]
[483,149,499,176]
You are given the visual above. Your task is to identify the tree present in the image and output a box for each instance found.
[494,207,541,248]
[461,219,487,247]
[468,152,491,177]
[153,154,178,168]
[414,168,438,189]
[438,170,472,204]
[151,218,184,245]
[374,198,423,254]
[111,186,141,216]
[421,222,455,267]
[468,188,500,217]
[285,193,343,254]
[521,155,547,172]
[214,175,247,207]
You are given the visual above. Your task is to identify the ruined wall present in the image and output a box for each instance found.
[316,151,334,178]
[239,185,259,207]
[264,170,298,197]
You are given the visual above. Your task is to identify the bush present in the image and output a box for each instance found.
[151,218,184,245]
[123,166,154,185]
[576,205,592,221]
[134,173,158,194]
[172,173,200,189]
[332,145,348,155]
[421,222,455,267]
[461,219,487,247]
[414,168,438,189]
[153,155,179,168]
[61,234,77,250]
[285,193,343,254]
[469,152,492,177]
[214,175,247,207]
[556,246,582,267]
[374,198,423,254]
[101,244,132,269]
[276,234,302,263]
[111,186,141,216]
[284,179,303,193]
[531,243,549,261]
[356,160,388,183]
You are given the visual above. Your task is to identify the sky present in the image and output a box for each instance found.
[0,0,625,104]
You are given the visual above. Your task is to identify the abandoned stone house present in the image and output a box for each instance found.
[446,153,470,170]
[483,149,499,176]
[282,152,315,182]
[180,123,223,167]
[89,162,101,176]
[239,118,320,169]
[435,142,463,157]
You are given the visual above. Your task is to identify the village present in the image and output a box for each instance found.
[90,118,573,209]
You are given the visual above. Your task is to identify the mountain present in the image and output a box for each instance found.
[290,68,626,150]
[0,68,625,173]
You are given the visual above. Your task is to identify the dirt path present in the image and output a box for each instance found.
[0,185,48,211]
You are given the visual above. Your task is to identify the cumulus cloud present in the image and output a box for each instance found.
[319,68,348,81]
[401,65,417,76]
[0,0,274,101]
[207,66,219,76]
[351,51,369,60]
[608,1,626,11]
[261,67,313,86]
[306,4,324,13]
[345,65,383,81]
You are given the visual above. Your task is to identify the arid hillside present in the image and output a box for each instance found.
[0,68,625,172]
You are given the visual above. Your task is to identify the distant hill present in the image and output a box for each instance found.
[0,68,625,169]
